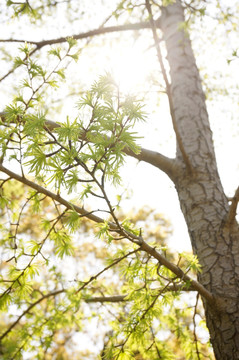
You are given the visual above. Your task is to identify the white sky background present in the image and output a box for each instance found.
[0,0,239,254]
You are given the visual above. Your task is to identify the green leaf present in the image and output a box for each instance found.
[27,240,41,255]
[67,37,78,49]
[67,52,80,62]
[4,104,24,122]
[25,146,47,176]
[0,293,12,311]
[64,210,81,232]
[48,47,62,60]
[55,68,66,79]
[23,112,46,135]
[25,263,40,278]
[55,116,81,141]
[13,56,26,68]
[51,230,75,258]
[80,184,93,200]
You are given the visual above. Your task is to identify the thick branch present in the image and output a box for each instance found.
[124,146,178,180]
[0,112,178,179]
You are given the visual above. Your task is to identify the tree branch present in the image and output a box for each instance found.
[86,295,127,303]
[85,284,196,303]
[0,278,198,341]
[0,289,64,341]
[0,19,161,82]
[0,163,109,225]
[0,250,139,340]
[0,163,213,302]
[124,146,178,180]
[44,119,178,179]
[0,20,161,48]
[140,241,214,304]
[225,186,239,226]
[0,112,178,179]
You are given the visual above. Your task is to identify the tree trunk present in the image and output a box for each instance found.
[160,1,239,358]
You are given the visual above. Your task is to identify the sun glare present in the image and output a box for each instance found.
[110,44,151,94]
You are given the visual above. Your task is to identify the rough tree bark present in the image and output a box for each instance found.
[158,1,239,359]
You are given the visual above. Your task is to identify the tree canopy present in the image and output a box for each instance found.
[0,0,239,359]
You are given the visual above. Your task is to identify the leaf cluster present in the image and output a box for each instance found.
[18,73,145,198]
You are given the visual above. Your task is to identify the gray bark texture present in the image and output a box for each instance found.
[160,1,239,359]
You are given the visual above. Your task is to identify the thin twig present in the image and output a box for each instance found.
[85,283,196,303]
[193,293,201,360]
[75,248,140,293]
[0,289,64,341]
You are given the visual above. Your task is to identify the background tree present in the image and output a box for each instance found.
[0,0,239,359]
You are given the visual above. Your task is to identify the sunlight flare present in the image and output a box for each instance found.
[110,44,151,94]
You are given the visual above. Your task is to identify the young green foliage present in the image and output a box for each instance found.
[0,0,225,358]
